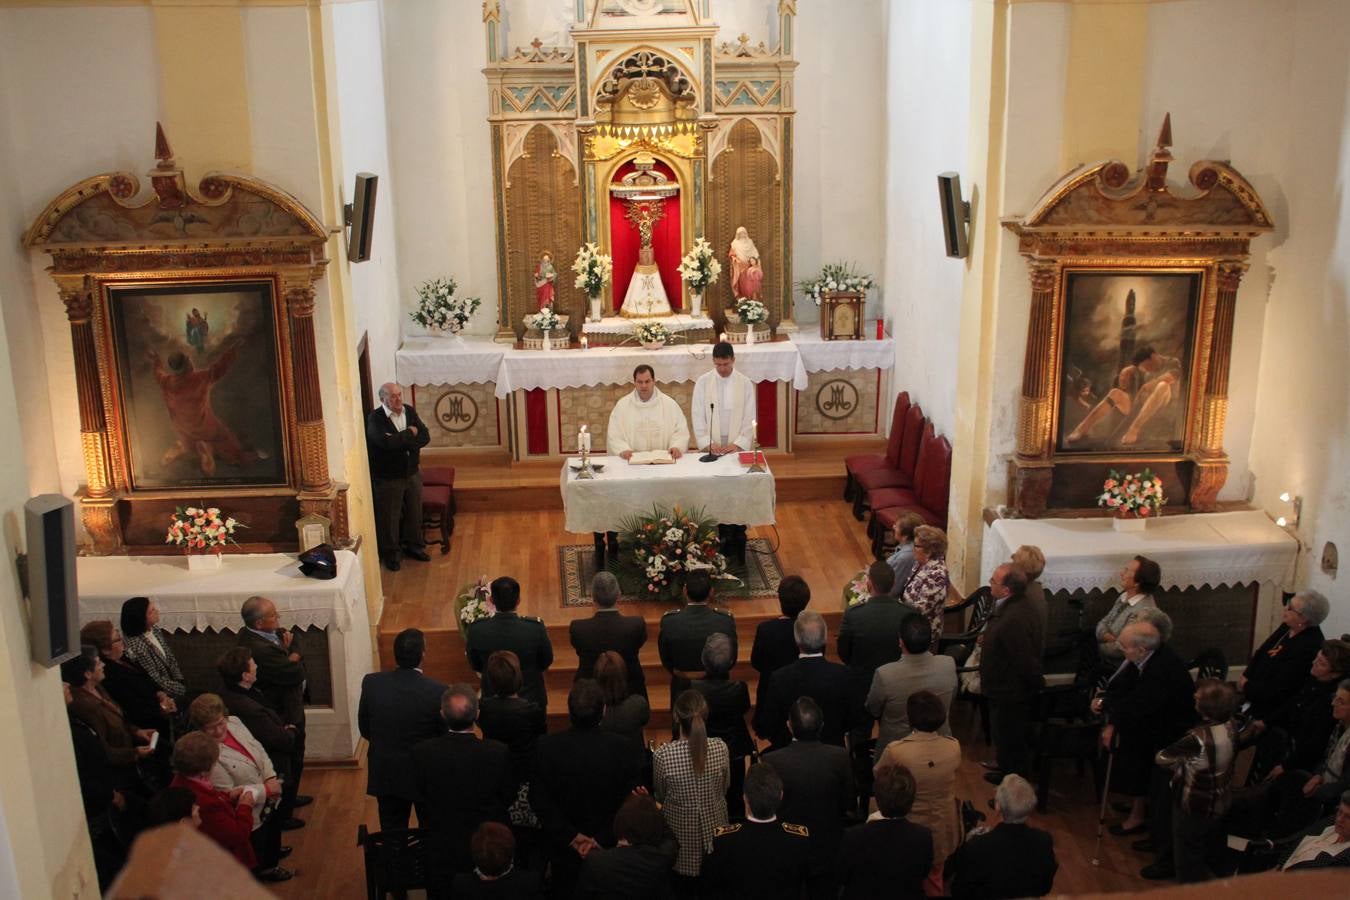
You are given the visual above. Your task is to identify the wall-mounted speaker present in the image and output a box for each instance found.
[24,494,79,667]
[937,172,971,259]
[344,172,379,263]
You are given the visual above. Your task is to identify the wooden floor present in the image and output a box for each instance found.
[272,447,1161,897]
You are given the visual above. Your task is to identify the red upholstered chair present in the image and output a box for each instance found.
[870,430,952,557]
[420,466,456,555]
[843,391,910,503]
[852,404,925,520]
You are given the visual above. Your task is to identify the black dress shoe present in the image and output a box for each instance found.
[256,867,295,883]
[979,760,1001,770]
[383,555,401,572]
[1140,861,1175,880]
[1109,822,1147,836]
[982,771,1006,786]
[293,795,314,808]
[1132,838,1157,853]
[280,817,306,831]
[279,846,293,859]
[403,546,431,562]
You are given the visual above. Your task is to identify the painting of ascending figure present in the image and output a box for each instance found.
[1056,272,1200,454]
[109,281,288,488]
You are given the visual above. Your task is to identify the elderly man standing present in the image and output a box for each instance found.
[570,571,648,698]
[366,382,432,572]
[237,595,311,829]
[944,774,1058,898]
[867,614,958,760]
[980,565,1045,785]
[691,342,756,564]
[756,611,855,750]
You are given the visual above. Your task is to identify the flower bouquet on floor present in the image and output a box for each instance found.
[166,506,245,570]
[455,576,494,630]
[1098,468,1166,531]
[410,276,480,335]
[842,570,869,609]
[614,505,735,603]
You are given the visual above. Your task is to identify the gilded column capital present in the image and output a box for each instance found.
[1029,263,1057,294]
[1216,261,1247,293]
[284,284,317,319]
[61,288,95,323]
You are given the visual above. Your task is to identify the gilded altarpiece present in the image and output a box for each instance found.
[24,130,347,554]
[1002,119,1273,517]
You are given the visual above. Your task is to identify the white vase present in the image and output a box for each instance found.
[589,296,602,322]
[1112,515,1147,533]
[542,330,552,352]
[690,292,703,318]
[187,552,223,571]
[745,325,756,345]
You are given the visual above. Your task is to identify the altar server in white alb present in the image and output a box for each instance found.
[691,342,756,565]
[691,341,756,455]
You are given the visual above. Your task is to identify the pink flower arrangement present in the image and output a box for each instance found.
[1097,469,1166,518]
[165,506,244,552]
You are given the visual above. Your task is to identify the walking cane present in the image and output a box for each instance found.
[1091,735,1117,867]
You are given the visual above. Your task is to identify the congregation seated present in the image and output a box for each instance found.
[120,596,188,704]
[690,632,753,819]
[1242,590,1331,723]
[63,648,160,796]
[596,650,651,775]
[874,690,961,883]
[944,774,1057,898]
[577,794,678,899]
[80,620,177,734]
[750,574,810,720]
[755,610,856,750]
[187,693,291,882]
[901,525,951,651]
[836,762,932,899]
[1279,790,1350,871]
[654,689,730,889]
[168,731,257,870]
[450,821,545,899]
[1243,637,1349,782]
[700,763,811,899]
[1094,556,1160,666]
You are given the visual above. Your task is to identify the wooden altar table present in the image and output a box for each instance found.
[76,550,373,761]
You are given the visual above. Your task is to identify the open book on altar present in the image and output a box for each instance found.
[627,450,676,465]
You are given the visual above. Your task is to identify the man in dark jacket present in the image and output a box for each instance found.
[701,763,811,899]
[755,611,856,749]
[577,795,678,898]
[1242,590,1330,721]
[570,571,648,698]
[980,564,1045,784]
[466,576,554,711]
[836,762,932,899]
[217,646,297,786]
[366,381,432,571]
[658,569,736,698]
[944,774,1058,898]
[358,628,447,830]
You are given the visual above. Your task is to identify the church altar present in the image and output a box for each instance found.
[75,550,373,761]
[562,453,776,534]
[581,313,715,346]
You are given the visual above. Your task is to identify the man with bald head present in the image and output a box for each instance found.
[367,381,432,571]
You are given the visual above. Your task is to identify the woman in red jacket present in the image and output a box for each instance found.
[168,731,257,870]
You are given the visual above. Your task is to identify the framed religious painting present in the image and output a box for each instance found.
[1054,270,1201,455]
[106,280,290,490]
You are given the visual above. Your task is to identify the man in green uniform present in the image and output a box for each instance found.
[701,763,811,898]
[466,576,554,711]
[658,569,736,698]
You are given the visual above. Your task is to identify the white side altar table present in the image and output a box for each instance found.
[562,454,776,533]
[76,550,373,761]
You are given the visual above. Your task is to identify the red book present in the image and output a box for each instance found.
[738,451,766,466]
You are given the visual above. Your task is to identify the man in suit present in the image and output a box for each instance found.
[358,628,447,830]
[701,763,811,899]
[531,680,640,896]
[944,774,1058,898]
[763,698,854,899]
[658,569,736,698]
[237,595,310,828]
[755,611,856,750]
[366,381,432,572]
[836,762,932,899]
[866,613,958,759]
[570,571,648,698]
[466,576,554,711]
[980,564,1045,785]
[752,575,811,717]
[410,684,514,879]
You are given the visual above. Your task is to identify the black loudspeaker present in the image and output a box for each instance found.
[24,494,79,667]
[344,172,379,263]
[937,172,971,259]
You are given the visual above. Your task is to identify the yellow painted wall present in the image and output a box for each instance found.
[1060,1,1147,170]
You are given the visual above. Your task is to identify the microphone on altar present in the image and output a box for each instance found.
[699,401,719,462]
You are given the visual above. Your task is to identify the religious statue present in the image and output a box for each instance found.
[534,252,557,310]
[612,153,678,319]
[728,226,763,301]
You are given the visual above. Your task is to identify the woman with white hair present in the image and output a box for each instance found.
[943,774,1058,898]
[1242,590,1330,722]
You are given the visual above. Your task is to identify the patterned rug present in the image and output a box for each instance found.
[559,539,784,608]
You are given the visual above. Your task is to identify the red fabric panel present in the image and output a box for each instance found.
[869,487,920,509]
[755,380,778,448]
[844,454,889,477]
[885,392,911,466]
[898,405,925,479]
[911,422,938,488]
[858,466,913,492]
[525,388,549,456]
[608,159,683,312]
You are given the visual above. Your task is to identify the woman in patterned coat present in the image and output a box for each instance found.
[653,689,729,891]
[902,526,951,652]
[120,596,187,701]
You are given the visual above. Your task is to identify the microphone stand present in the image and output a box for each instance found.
[699,401,719,462]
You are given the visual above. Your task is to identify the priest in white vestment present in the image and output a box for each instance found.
[606,365,690,460]
[691,341,756,455]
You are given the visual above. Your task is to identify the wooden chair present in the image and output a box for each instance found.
[1027,629,1108,812]
[357,825,432,900]
[421,465,456,554]
[940,586,995,744]
[853,403,924,520]
[844,391,909,502]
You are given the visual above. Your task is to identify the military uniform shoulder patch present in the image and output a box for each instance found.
[525,615,544,624]
[782,822,810,837]
[662,608,680,616]
[713,823,742,837]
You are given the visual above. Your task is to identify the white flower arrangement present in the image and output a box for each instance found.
[636,321,671,345]
[799,263,876,306]
[1097,468,1166,517]
[456,577,495,627]
[676,237,722,292]
[165,505,245,551]
[843,570,869,608]
[736,298,769,325]
[572,242,613,298]
[410,276,481,333]
[526,306,563,332]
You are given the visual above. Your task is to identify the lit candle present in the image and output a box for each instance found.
[752,418,758,442]
[719,332,728,343]
[579,424,590,453]
[580,335,589,350]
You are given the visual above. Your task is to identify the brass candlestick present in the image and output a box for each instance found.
[575,445,596,480]
[747,436,766,474]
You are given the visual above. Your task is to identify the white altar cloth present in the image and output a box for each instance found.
[397,335,506,386]
[980,510,1298,594]
[495,340,809,398]
[793,329,895,372]
[76,551,373,761]
[561,453,776,533]
[581,313,714,335]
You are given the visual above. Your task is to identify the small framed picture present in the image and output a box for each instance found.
[296,513,331,551]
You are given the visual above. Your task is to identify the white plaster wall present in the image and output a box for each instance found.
[330,0,405,390]
[711,0,778,47]
[382,0,499,336]
[881,0,972,440]
[792,0,887,326]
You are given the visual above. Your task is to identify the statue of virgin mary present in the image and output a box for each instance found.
[728,227,763,300]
